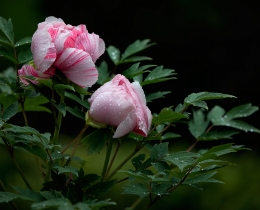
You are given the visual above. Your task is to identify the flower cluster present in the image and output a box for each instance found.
[18,16,152,138]
[18,16,105,87]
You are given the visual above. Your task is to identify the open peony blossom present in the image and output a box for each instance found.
[88,74,152,138]
[18,16,105,87]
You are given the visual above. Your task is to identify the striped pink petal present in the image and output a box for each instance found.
[55,48,98,87]
[18,65,51,85]
[75,32,105,63]
[31,27,57,72]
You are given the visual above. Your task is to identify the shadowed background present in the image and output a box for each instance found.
[0,0,260,209]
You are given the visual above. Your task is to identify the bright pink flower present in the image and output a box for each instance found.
[19,16,105,87]
[88,74,152,138]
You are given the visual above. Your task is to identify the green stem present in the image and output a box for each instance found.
[61,125,88,154]
[104,140,120,180]
[3,137,33,190]
[0,180,18,210]
[101,135,113,182]
[19,96,29,126]
[51,93,65,146]
[46,93,65,182]
[12,155,33,190]
[107,142,146,180]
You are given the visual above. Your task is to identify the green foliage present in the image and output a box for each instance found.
[81,129,110,154]
[141,66,177,86]
[96,61,110,85]
[0,17,14,44]
[0,18,259,210]
[146,91,171,103]
[184,92,236,109]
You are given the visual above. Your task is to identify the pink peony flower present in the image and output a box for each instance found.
[19,16,105,87]
[88,74,152,138]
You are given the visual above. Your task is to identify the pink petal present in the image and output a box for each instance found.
[113,111,136,138]
[55,48,98,87]
[31,27,57,72]
[89,91,135,126]
[18,65,51,85]
[75,33,105,63]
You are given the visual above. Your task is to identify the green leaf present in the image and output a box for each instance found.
[52,102,66,117]
[72,84,91,95]
[207,105,225,122]
[3,124,40,134]
[0,35,13,47]
[197,130,240,141]
[133,74,143,83]
[119,56,152,64]
[2,101,18,121]
[132,154,146,170]
[151,182,171,196]
[17,143,47,160]
[53,166,79,176]
[122,183,150,197]
[65,91,90,109]
[152,107,187,125]
[146,91,171,103]
[142,66,177,86]
[213,119,260,133]
[19,95,51,113]
[15,37,32,47]
[54,84,75,92]
[121,39,156,60]
[40,191,64,200]
[107,45,120,65]
[118,170,150,181]
[184,92,236,109]
[161,132,181,140]
[152,161,170,174]
[85,198,116,209]
[0,191,31,203]
[0,46,17,64]
[184,171,224,186]
[85,179,117,196]
[66,106,85,120]
[81,128,110,154]
[12,186,45,202]
[0,17,14,44]
[36,78,53,89]
[97,61,110,85]
[163,151,199,171]
[189,109,210,139]
[31,198,72,210]
[18,48,32,64]
[123,63,156,79]
[150,142,169,162]
[224,103,259,120]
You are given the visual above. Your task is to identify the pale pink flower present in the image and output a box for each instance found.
[19,16,105,87]
[88,74,152,138]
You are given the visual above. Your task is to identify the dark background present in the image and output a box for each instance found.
[1,0,260,209]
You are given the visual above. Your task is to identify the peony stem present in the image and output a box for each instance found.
[51,93,65,147]
[46,92,65,182]
[61,125,88,154]
[107,141,146,180]
[101,134,113,182]
[104,140,120,181]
